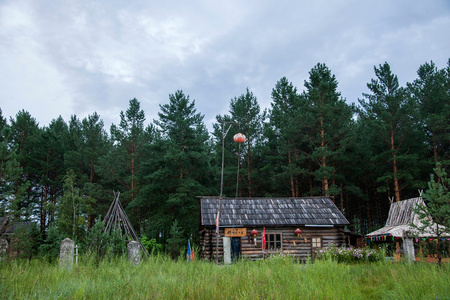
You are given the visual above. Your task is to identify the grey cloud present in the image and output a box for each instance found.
[1,0,449,132]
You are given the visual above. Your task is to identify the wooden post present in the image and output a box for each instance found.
[75,245,79,267]
[394,240,401,262]
[419,240,423,258]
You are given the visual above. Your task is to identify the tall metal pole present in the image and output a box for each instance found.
[235,127,241,198]
[220,122,231,198]
[216,120,237,263]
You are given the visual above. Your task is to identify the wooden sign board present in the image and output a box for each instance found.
[224,228,247,237]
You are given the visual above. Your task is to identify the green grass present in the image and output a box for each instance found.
[1,256,449,299]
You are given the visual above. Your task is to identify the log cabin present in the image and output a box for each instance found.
[199,196,350,263]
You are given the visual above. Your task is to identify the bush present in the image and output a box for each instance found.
[7,223,40,260]
[140,235,163,255]
[39,225,64,262]
[315,243,385,263]
[83,220,127,260]
[166,220,184,259]
[264,250,295,265]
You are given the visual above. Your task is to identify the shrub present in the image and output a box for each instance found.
[166,220,184,259]
[7,223,40,260]
[39,225,65,262]
[315,243,384,263]
[140,235,163,255]
[82,220,127,261]
[264,250,294,265]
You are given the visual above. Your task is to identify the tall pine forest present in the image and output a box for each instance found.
[1,60,449,250]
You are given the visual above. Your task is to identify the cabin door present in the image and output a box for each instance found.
[231,237,241,262]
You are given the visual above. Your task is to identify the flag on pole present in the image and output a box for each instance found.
[215,211,220,235]
[262,227,266,250]
[187,240,192,262]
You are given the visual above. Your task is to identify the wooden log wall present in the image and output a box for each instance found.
[200,226,347,262]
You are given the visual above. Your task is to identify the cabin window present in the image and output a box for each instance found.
[265,233,282,250]
[311,237,322,248]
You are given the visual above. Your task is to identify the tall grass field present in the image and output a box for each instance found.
[1,255,449,299]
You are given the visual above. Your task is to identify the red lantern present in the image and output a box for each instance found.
[233,133,246,143]
[295,228,302,237]
[251,229,258,237]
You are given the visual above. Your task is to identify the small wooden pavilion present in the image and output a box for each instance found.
[199,196,349,263]
[366,197,448,262]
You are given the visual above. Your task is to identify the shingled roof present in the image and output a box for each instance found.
[200,197,349,227]
[366,197,448,238]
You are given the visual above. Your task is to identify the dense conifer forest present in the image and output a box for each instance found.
[1,60,449,252]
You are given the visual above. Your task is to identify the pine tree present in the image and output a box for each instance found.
[0,109,6,133]
[166,219,184,259]
[82,113,111,227]
[408,60,450,171]
[304,63,354,197]
[65,113,110,227]
[359,62,423,202]
[56,170,93,240]
[414,163,450,266]
[9,110,42,221]
[38,116,70,229]
[0,127,27,217]
[101,99,149,207]
[265,77,306,197]
[345,118,387,233]
[141,90,212,241]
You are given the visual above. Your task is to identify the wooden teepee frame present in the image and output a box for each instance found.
[103,191,149,257]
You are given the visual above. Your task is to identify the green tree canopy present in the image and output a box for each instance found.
[140,90,212,241]
[358,62,425,202]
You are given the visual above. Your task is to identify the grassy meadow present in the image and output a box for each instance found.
[1,255,449,299]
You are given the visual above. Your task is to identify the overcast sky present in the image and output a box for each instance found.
[1,0,449,133]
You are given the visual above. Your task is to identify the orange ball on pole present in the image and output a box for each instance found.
[233,133,246,143]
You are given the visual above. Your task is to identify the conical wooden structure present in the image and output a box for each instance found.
[103,191,149,257]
